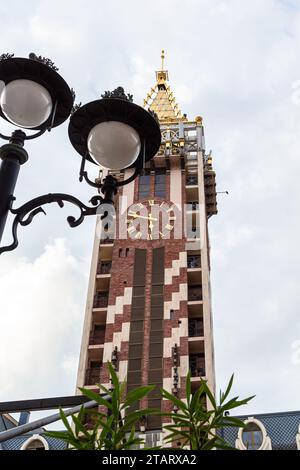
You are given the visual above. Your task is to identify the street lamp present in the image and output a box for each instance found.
[0,54,161,254]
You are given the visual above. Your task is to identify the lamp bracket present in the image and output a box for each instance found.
[0,192,103,255]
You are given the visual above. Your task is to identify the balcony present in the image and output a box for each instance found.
[188,286,202,302]
[189,354,205,378]
[97,261,112,275]
[85,365,102,386]
[187,255,201,269]
[100,237,114,245]
[93,292,109,308]
[83,410,98,430]
[189,319,204,337]
[89,326,106,345]
[186,176,198,186]
[187,201,199,211]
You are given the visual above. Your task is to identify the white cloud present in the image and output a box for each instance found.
[0,239,87,400]
[0,0,300,418]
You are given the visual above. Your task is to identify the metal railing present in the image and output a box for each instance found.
[89,329,106,345]
[188,286,202,301]
[85,367,102,386]
[187,201,199,211]
[190,363,206,378]
[188,319,204,337]
[190,353,205,377]
[93,292,109,308]
[186,176,198,186]
[100,238,114,244]
[97,261,112,275]
[187,255,201,269]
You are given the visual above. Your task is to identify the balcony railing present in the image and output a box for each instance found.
[188,286,202,301]
[89,328,106,345]
[189,357,206,377]
[93,292,109,308]
[85,367,102,385]
[187,255,201,269]
[97,261,112,275]
[188,201,199,211]
[186,176,198,186]
[188,320,204,337]
[187,227,200,238]
[100,238,114,244]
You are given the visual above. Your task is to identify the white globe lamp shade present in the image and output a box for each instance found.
[87,121,141,170]
[0,79,53,128]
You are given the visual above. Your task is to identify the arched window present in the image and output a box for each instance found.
[21,434,49,451]
[236,418,272,450]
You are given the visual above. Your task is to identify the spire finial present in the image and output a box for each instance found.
[161,49,165,70]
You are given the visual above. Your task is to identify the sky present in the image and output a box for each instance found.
[0,0,300,425]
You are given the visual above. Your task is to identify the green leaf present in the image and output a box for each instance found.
[71,413,91,439]
[199,378,217,410]
[123,385,155,408]
[185,371,192,406]
[160,388,189,415]
[220,374,234,404]
[78,387,112,410]
[58,408,74,435]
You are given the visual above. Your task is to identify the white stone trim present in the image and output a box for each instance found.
[235,417,272,450]
[296,425,300,450]
[164,284,187,319]
[21,434,49,451]
[76,221,101,390]
[106,287,133,324]
[165,252,187,285]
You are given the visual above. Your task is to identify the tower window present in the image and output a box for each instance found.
[154,172,166,198]
[139,174,151,199]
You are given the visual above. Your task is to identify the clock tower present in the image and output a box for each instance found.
[76,51,218,443]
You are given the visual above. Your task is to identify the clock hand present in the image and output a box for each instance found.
[128,212,158,222]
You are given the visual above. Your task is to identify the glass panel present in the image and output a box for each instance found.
[152,285,164,295]
[129,344,143,357]
[131,321,144,332]
[155,173,166,198]
[139,175,151,199]
[149,357,162,369]
[242,423,263,450]
[151,319,163,330]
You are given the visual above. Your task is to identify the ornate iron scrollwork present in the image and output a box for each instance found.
[0,193,103,255]
[71,102,82,115]
[0,53,14,62]
[101,87,133,102]
[28,53,59,71]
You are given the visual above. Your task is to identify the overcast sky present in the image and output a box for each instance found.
[0,0,300,422]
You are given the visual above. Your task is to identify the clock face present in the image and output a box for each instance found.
[127,200,176,240]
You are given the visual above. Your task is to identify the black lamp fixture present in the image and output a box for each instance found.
[0,53,161,254]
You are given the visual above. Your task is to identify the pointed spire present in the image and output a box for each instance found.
[161,49,165,70]
[144,50,186,123]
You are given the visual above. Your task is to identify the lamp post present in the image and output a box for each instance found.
[0,54,161,254]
